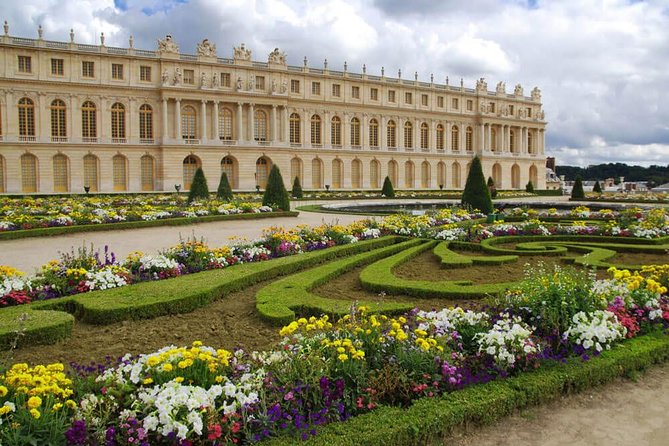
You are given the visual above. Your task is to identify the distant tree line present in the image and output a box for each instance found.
[556,163,669,187]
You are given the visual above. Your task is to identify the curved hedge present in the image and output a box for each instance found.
[433,241,518,268]
[256,239,422,325]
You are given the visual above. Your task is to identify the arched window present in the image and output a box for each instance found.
[83,154,99,192]
[254,110,267,142]
[387,160,398,186]
[331,116,341,146]
[21,153,38,192]
[312,158,323,189]
[350,117,360,147]
[370,160,380,189]
[529,165,538,188]
[221,156,238,189]
[387,120,397,148]
[255,157,271,188]
[53,154,69,192]
[139,104,153,140]
[332,159,343,188]
[465,126,473,152]
[451,162,461,188]
[369,118,379,148]
[421,161,430,188]
[183,155,200,190]
[219,107,233,140]
[451,125,459,151]
[291,157,303,184]
[289,113,301,144]
[492,163,502,189]
[351,159,362,189]
[50,99,67,138]
[18,98,35,137]
[420,122,429,149]
[404,121,413,148]
[511,164,520,189]
[182,106,197,140]
[112,155,127,191]
[310,114,322,145]
[491,127,497,151]
[437,162,446,188]
[81,101,97,139]
[111,103,126,139]
[141,155,155,191]
[510,129,516,153]
[0,155,5,193]
[404,161,415,188]
[436,124,444,151]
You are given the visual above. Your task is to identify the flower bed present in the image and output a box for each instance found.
[0,264,667,445]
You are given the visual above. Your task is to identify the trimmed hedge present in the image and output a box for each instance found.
[0,237,401,349]
[256,238,422,325]
[264,331,669,446]
[433,241,518,268]
[0,306,74,350]
[0,211,299,240]
[359,241,515,298]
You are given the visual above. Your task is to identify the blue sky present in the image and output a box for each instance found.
[3,0,669,167]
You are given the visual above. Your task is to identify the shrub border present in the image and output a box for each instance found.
[264,331,669,446]
[433,241,518,268]
[0,211,299,240]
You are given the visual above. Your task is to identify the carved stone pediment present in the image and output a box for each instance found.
[196,38,217,57]
[233,43,252,61]
[268,47,286,65]
[157,35,179,54]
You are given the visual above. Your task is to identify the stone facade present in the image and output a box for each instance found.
[0,28,547,194]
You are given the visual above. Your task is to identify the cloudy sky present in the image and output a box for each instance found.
[3,0,669,167]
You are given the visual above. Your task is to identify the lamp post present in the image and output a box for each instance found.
[84,185,90,194]
[174,184,181,194]
[255,185,261,194]
[325,184,330,192]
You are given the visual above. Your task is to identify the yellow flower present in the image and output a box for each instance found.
[29,408,41,419]
[215,375,224,383]
[27,396,42,409]
[143,378,154,385]
[65,400,77,410]
[52,403,63,411]
[337,354,349,362]
[0,386,7,397]
[162,363,173,372]
[192,340,203,347]
[174,377,184,383]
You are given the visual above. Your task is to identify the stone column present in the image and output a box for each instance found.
[380,116,386,149]
[486,124,492,151]
[479,123,484,153]
[70,95,79,142]
[213,101,219,141]
[283,107,289,143]
[37,93,48,142]
[236,102,243,142]
[302,110,310,147]
[100,96,107,142]
[271,105,277,143]
[161,98,168,141]
[324,111,331,146]
[459,123,465,152]
[175,99,181,141]
[540,129,545,154]
[361,114,368,149]
[445,121,451,152]
[342,113,349,149]
[200,100,207,142]
[248,103,255,142]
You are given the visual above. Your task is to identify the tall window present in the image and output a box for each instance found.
[452,163,461,188]
[141,155,155,191]
[332,159,343,188]
[111,63,124,80]
[254,110,267,142]
[465,126,473,151]
[421,94,428,106]
[350,117,360,146]
[331,116,341,146]
[420,122,429,149]
[50,99,67,138]
[51,58,64,76]
[404,161,414,188]
[312,158,323,189]
[332,84,341,97]
[370,88,378,101]
[451,98,459,110]
[387,120,396,148]
[387,160,398,186]
[139,104,153,140]
[111,103,126,139]
[140,66,151,81]
[421,161,430,188]
[510,129,516,152]
[351,86,360,99]
[53,154,69,192]
[255,157,270,189]
[369,119,379,148]
[491,128,497,151]
[370,160,380,189]
[289,113,301,144]
[21,154,38,193]
[183,155,200,190]
[290,79,300,93]
[221,156,237,188]
[83,154,99,192]
[388,90,396,103]
[219,107,233,140]
[18,98,35,137]
[181,106,197,139]
[437,96,444,108]
[451,125,459,151]
[437,162,446,188]
[81,101,97,139]
[351,159,362,189]
[436,124,444,150]
[82,61,94,78]
[184,69,195,85]
[112,155,127,191]
[310,114,322,145]
[403,121,413,148]
[18,56,32,73]
[221,73,231,87]
[255,76,265,90]
[311,82,321,95]
[405,92,412,104]
[290,157,303,184]
[527,131,533,154]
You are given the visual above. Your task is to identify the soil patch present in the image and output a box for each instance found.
[609,251,669,266]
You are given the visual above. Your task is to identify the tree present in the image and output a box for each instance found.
[571,176,585,199]
[187,168,209,203]
[381,176,395,198]
[216,171,233,201]
[291,176,303,199]
[593,180,602,194]
[525,181,535,193]
[262,165,290,211]
[461,156,493,213]
[487,176,497,198]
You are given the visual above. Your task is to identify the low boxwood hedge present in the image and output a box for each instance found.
[256,238,422,325]
[433,241,518,268]
[264,331,669,446]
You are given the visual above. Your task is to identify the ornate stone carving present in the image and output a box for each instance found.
[212,73,220,88]
[161,69,169,86]
[236,76,243,91]
[476,77,487,92]
[196,38,217,57]
[514,84,523,96]
[157,35,179,54]
[281,80,287,94]
[531,86,541,101]
[271,79,277,93]
[268,47,286,64]
[173,67,182,86]
[496,81,506,94]
[249,74,255,91]
[200,72,207,88]
[233,43,251,61]
[539,110,545,120]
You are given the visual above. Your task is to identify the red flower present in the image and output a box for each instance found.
[231,422,241,433]
[207,424,222,440]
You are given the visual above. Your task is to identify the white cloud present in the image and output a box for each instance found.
[2,0,668,167]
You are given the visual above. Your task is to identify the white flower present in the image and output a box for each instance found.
[563,310,626,352]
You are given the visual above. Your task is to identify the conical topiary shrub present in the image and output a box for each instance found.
[461,156,493,214]
[525,181,535,193]
[216,171,233,201]
[262,165,290,211]
[487,176,497,198]
[291,176,303,199]
[381,176,395,198]
[571,176,585,199]
[593,180,602,194]
[187,168,209,203]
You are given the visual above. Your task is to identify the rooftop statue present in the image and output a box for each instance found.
[196,38,217,57]
[234,43,252,61]
[157,34,179,54]
[268,47,286,65]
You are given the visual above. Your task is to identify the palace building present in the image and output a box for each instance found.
[0,24,547,194]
